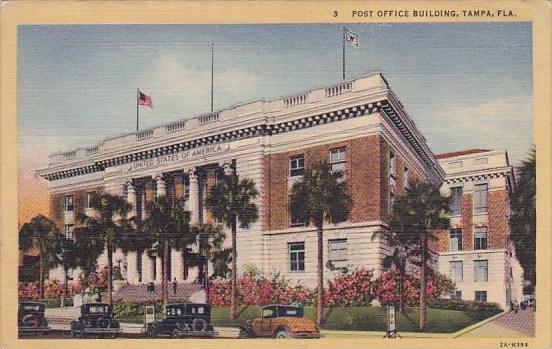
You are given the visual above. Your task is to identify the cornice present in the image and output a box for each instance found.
[39,99,440,183]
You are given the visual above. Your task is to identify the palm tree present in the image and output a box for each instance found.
[390,180,450,330]
[57,237,79,299]
[188,224,227,304]
[374,229,417,313]
[289,160,352,326]
[19,215,63,299]
[140,196,192,305]
[75,193,134,305]
[206,169,259,319]
[72,228,104,290]
[510,147,536,287]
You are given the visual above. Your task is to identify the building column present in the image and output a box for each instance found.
[155,175,166,284]
[188,168,200,225]
[155,255,162,283]
[125,182,139,284]
[172,248,184,282]
[142,253,153,283]
[155,175,166,197]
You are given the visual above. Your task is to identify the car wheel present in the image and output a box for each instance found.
[146,326,156,339]
[275,330,290,339]
[238,329,249,338]
[21,314,39,328]
[192,318,207,332]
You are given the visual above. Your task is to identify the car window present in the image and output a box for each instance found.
[22,305,40,311]
[278,306,303,317]
[262,308,275,319]
[89,305,107,314]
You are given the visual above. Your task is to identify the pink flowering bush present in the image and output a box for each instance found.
[373,270,455,306]
[85,266,108,293]
[210,269,313,307]
[18,282,39,300]
[44,280,65,299]
[19,279,85,300]
[323,268,374,306]
[210,267,375,307]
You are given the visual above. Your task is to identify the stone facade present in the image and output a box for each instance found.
[436,149,522,309]
[34,73,522,310]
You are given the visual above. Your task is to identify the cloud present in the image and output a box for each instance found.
[216,69,257,98]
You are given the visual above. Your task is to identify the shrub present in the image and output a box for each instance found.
[323,268,374,307]
[18,282,39,300]
[112,299,190,319]
[210,267,374,307]
[373,270,456,306]
[85,266,109,293]
[428,298,502,313]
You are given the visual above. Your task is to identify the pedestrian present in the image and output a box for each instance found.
[172,277,177,295]
[150,282,155,295]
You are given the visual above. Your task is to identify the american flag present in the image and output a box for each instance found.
[138,91,153,108]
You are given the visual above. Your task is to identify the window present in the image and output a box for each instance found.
[389,152,396,178]
[474,183,488,214]
[449,261,463,282]
[450,290,462,300]
[474,227,488,250]
[475,291,487,302]
[289,242,305,272]
[403,167,409,189]
[64,195,74,212]
[330,148,346,175]
[449,229,463,252]
[289,207,305,227]
[86,193,93,209]
[289,155,304,177]
[474,260,488,282]
[450,187,463,216]
[64,224,74,240]
[328,239,347,261]
[389,191,395,214]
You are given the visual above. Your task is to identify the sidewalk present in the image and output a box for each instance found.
[458,308,535,338]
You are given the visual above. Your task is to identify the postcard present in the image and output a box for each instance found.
[1,1,550,348]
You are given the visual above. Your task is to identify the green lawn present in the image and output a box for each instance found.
[117,305,500,333]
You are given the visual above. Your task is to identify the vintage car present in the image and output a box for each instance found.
[70,303,120,338]
[239,304,320,339]
[18,301,50,335]
[145,303,218,338]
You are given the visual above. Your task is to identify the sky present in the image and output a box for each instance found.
[17,23,533,222]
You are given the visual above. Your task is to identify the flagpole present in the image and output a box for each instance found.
[136,88,139,131]
[342,27,346,80]
[211,42,214,112]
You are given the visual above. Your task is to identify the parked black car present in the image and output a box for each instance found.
[145,303,218,338]
[18,301,50,335]
[70,303,120,338]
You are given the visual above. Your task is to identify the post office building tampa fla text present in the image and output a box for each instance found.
[36,73,524,310]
